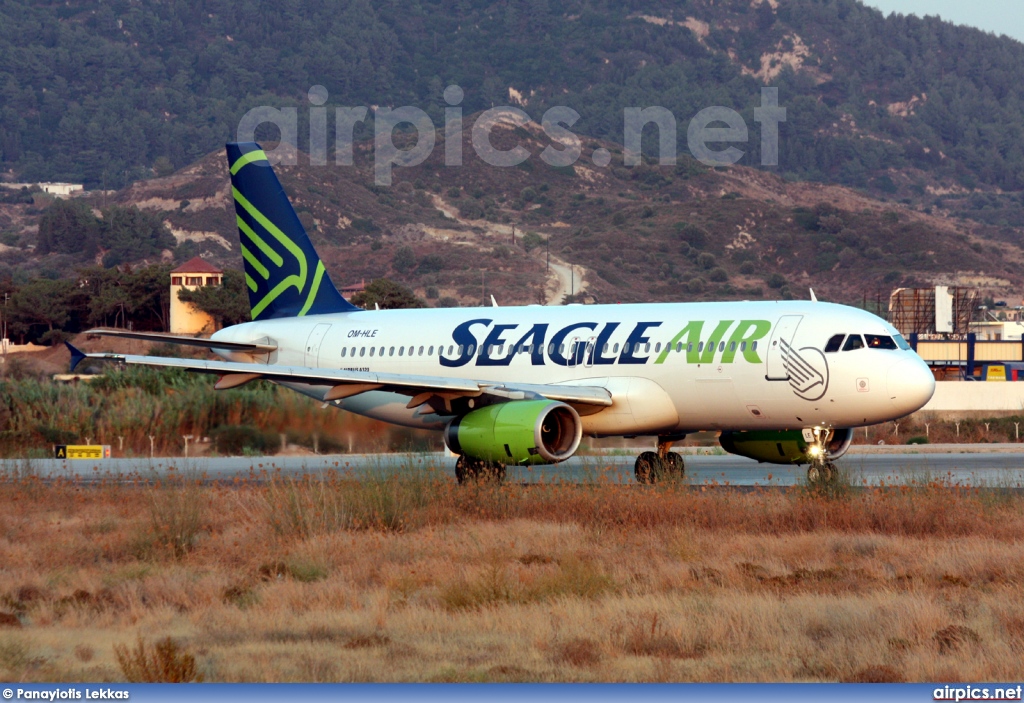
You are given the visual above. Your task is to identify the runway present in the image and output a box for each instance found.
[6,445,1024,487]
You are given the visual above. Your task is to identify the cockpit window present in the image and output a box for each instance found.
[865,334,898,350]
[824,334,845,353]
[893,334,911,350]
[842,334,865,351]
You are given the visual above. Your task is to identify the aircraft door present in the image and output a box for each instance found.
[583,336,597,368]
[765,315,803,380]
[566,336,581,368]
[305,323,332,367]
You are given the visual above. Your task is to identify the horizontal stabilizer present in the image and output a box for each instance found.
[85,329,277,354]
[65,342,87,372]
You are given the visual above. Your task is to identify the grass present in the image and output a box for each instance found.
[2,470,1024,681]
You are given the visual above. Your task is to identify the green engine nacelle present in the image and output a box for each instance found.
[444,399,582,465]
[719,428,854,465]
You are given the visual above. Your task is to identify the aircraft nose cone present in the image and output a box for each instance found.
[887,358,936,414]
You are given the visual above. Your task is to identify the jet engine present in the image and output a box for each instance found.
[719,428,854,465]
[444,399,582,465]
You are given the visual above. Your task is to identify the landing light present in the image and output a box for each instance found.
[808,445,823,457]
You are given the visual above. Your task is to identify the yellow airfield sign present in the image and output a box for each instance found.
[54,445,112,460]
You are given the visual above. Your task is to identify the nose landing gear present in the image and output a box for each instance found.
[805,429,839,485]
[634,436,686,484]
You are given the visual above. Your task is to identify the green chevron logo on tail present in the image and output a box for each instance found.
[226,142,357,320]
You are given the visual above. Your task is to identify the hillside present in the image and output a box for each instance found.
[14,117,1010,310]
[0,0,1023,206]
[0,0,1023,312]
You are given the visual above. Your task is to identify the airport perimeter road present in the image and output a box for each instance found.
[5,449,1024,487]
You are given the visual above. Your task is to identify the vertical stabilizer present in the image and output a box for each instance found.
[226,142,357,319]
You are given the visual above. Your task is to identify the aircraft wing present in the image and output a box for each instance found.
[85,328,278,354]
[66,343,613,408]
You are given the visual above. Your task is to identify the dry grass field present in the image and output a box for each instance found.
[1,466,1023,682]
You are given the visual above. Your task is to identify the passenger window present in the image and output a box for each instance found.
[687,343,693,353]
[467,345,475,356]
[359,347,365,357]
[698,342,704,352]
[428,346,434,355]
[893,334,911,350]
[752,341,758,351]
[824,334,845,353]
[613,343,620,353]
[645,343,651,353]
[740,342,746,352]
[341,348,347,357]
[718,341,725,352]
[448,345,454,355]
[369,347,375,357]
[729,341,736,352]
[418,346,424,355]
[655,343,661,353]
[865,334,898,350]
[843,335,865,351]
[622,343,631,354]
[676,342,683,353]
[389,347,394,356]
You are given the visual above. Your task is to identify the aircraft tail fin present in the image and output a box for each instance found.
[226,142,358,320]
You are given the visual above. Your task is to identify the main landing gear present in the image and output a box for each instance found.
[634,437,686,484]
[454,455,507,484]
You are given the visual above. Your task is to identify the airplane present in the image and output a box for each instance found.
[68,142,936,483]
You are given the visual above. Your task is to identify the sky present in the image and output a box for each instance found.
[860,0,1024,44]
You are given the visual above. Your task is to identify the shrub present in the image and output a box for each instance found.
[392,245,416,273]
[709,267,728,282]
[739,261,756,274]
[418,253,446,273]
[697,253,716,270]
[144,479,206,559]
[907,436,930,445]
[675,222,708,249]
[210,425,275,455]
[521,231,546,252]
[767,273,786,289]
[114,637,203,682]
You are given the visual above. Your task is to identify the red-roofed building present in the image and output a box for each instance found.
[170,257,223,334]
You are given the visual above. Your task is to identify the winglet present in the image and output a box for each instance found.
[491,295,499,307]
[809,288,817,302]
[66,341,87,372]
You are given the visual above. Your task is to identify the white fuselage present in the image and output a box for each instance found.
[211,300,935,437]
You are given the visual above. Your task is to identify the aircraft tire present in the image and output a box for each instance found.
[634,451,664,484]
[664,451,685,477]
[455,456,506,484]
[455,455,471,484]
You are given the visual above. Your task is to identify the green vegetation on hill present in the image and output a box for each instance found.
[0,0,1023,197]
[37,199,175,266]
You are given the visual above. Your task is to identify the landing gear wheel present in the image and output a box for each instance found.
[635,451,664,484]
[454,456,506,484]
[455,455,471,484]
[807,461,838,485]
[663,451,685,478]
[478,461,507,483]
[806,463,822,483]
